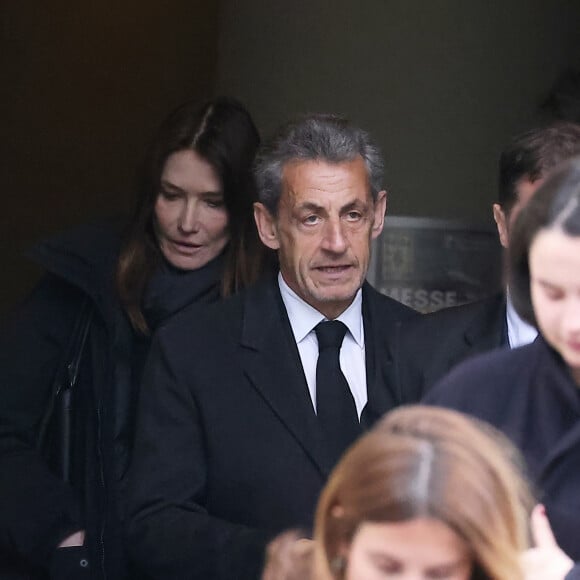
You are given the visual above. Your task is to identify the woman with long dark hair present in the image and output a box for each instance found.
[117,97,268,332]
[0,96,268,579]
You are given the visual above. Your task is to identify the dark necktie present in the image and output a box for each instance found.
[315,320,361,465]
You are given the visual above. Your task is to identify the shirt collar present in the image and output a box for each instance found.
[506,290,538,348]
[278,272,364,347]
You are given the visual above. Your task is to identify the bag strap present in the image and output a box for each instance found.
[36,297,94,456]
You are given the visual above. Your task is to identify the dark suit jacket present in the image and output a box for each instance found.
[395,293,506,401]
[424,337,580,562]
[127,277,415,580]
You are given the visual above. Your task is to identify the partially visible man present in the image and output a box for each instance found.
[395,122,580,401]
[127,114,416,579]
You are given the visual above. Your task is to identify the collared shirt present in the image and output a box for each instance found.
[278,273,367,418]
[506,291,537,349]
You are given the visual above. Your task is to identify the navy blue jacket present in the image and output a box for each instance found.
[425,336,580,565]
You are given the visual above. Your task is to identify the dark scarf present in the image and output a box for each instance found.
[142,252,224,331]
[112,252,224,485]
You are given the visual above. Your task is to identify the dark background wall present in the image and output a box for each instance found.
[216,0,580,220]
[2,1,580,317]
[1,0,218,317]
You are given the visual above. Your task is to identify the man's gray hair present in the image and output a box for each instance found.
[254,114,385,214]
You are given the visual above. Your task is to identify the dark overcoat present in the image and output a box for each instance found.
[127,276,416,580]
[395,293,506,401]
[0,220,220,579]
[0,221,133,579]
[425,336,580,566]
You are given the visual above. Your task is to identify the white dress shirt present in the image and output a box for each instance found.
[278,273,367,418]
[506,291,538,348]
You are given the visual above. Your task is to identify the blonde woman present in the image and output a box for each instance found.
[312,406,531,580]
[264,405,574,579]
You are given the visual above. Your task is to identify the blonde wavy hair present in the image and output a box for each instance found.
[313,405,533,580]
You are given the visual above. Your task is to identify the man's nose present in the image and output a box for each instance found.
[320,218,347,253]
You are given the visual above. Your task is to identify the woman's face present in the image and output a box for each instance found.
[344,517,472,580]
[530,228,580,384]
[154,149,229,270]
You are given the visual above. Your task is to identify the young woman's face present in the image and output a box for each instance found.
[530,228,580,384]
[344,517,472,580]
[154,149,229,270]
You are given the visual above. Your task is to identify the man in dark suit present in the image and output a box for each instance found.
[395,122,580,401]
[127,114,416,579]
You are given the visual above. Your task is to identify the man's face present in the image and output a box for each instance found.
[492,176,545,249]
[254,157,386,319]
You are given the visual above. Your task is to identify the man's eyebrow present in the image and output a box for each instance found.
[295,199,369,212]
[295,201,326,212]
[340,200,367,212]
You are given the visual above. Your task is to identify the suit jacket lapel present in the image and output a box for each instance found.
[425,294,507,384]
[463,293,506,352]
[239,278,332,476]
[360,284,400,430]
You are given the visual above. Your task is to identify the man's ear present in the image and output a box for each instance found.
[492,203,509,249]
[254,202,280,250]
[371,190,387,240]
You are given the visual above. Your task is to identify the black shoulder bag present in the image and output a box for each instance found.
[36,298,94,483]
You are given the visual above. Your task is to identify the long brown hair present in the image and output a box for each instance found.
[313,406,532,580]
[116,97,267,334]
